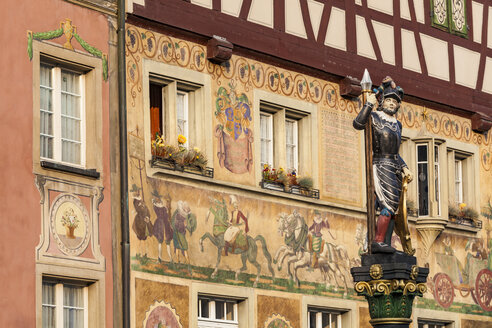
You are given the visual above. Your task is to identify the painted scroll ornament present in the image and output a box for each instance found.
[215,83,253,174]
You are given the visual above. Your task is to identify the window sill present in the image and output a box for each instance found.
[41,160,100,179]
[260,179,320,199]
[448,215,482,229]
[150,156,214,178]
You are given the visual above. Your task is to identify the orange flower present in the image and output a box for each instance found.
[178,134,187,145]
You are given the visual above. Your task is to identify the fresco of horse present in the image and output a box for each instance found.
[274,211,351,294]
[199,196,275,287]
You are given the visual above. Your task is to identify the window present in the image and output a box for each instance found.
[32,40,104,179]
[198,296,239,328]
[260,112,273,167]
[415,141,443,217]
[308,307,343,328]
[285,118,298,171]
[42,280,88,328]
[454,157,463,204]
[418,319,452,328]
[150,78,199,148]
[259,101,304,172]
[40,62,86,166]
[417,144,430,216]
[431,0,467,37]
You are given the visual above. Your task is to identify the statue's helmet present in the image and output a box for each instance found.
[379,76,404,103]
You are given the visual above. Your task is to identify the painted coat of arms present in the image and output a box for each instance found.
[215,83,253,174]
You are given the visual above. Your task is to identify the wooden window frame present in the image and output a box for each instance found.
[40,63,86,167]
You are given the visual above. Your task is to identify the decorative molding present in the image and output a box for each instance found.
[35,174,47,205]
[416,217,448,257]
[34,175,105,271]
[27,18,108,81]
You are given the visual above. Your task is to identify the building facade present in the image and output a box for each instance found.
[0,0,117,326]
[123,0,492,327]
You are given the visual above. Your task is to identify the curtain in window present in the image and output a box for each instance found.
[285,120,296,170]
[176,92,187,139]
[61,70,81,165]
[40,65,53,159]
[42,282,56,328]
[63,285,84,328]
[260,114,271,166]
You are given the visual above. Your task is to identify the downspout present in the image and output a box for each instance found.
[117,0,130,327]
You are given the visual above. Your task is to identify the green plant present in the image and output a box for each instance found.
[464,207,479,221]
[449,205,459,217]
[298,176,313,189]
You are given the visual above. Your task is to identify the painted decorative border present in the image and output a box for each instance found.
[126,24,492,171]
[49,193,90,256]
[27,18,108,80]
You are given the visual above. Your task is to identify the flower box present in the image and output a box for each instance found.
[150,156,214,178]
[448,215,482,229]
[259,179,320,199]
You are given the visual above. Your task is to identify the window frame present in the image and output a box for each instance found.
[40,63,87,167]
[197,295,239,328]
[31,40,104,180]
[285,117,299,172]
[417,319,453,328]
[260,111,274,167]
[42,279,89,328]
[254,90,318,187]
[302,296,355,328]
[400,130,480,230]
[143,59,213,175]
[308,306,343,328]
[430,0,468,37]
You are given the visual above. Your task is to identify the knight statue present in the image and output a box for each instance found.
[353,77,414,254]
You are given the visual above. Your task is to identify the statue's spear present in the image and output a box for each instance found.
[360,69,375,254]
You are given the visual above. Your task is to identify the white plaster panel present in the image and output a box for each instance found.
[325,7,346,51]
[420,33,449,81]
[308,0,324,40]
[372,20,395,65]
[454,45,480,88]
[414,0,425,23]
[126,0,145,13]
[367,0,393,15]
[285,0,307,38]
[355,0,362,5]
[191,0,212,9]
[356,15,376,60]
[400,0,411,20]
[488,6,492,48]
[401,29,421,73]
[222,0,242,17]
[472,2,483,43]
[482,57,492,94]
[248,0,274,28]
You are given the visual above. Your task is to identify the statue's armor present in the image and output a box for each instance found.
[353,102,407,214]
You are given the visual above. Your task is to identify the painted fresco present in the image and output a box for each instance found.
[215,82,253,174]
[126,24,492,319]
[143,301,182,328]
